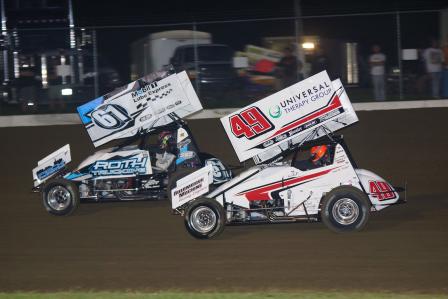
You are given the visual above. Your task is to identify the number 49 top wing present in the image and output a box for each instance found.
[220,71,358,162]
[77,70,202,147]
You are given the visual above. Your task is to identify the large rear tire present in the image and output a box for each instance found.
[42,178,79,216]
[320,186,370,233]
[184,198,225,239]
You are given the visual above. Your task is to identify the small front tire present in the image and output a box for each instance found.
[321,186,370,233]
[184,198,225,239]
[42,178,79,216]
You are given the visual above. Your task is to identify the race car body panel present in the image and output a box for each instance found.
[75,146,137,170]
[206,166,265,208]
[171,165,213,209]
[32,144,71,187]
[65,147,152,181]
[355,168,400,207]
[206,143,362,216]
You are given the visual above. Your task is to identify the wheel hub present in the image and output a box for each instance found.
[47,186,71,211]
[332,198,359,225]
[190,206,217,233]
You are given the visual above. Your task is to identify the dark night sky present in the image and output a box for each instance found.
[73,0,447,26]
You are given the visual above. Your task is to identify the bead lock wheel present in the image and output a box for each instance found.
[47,185,72,211]
[332,198,359,225]
[189,206,217,233]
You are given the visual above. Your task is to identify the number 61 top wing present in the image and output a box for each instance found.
[77,71,202,147]
[221,71,356,162]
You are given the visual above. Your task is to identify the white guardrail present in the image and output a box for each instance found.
[0,99,447,128]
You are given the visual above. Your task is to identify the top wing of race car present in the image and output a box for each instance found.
[220,71,358,163]
[77,66,203,147]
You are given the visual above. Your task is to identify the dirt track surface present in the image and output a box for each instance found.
[0,108,447,293]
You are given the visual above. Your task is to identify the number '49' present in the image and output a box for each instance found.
[229,107,274,139]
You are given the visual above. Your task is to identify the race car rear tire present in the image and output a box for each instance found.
[42,178,79,216]
[184,198,225,239]
[320,186,370,233]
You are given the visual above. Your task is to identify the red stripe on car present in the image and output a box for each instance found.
[237,168,336,201]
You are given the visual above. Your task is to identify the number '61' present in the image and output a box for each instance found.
[91,104,131,130]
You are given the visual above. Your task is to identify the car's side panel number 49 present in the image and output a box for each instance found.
[229,107,274,139]
[91,104,131,130]
[369,180,396,201]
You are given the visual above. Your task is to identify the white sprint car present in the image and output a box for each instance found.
[169,71,405,239]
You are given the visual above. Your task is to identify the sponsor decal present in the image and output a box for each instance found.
[173,177,205,201]
[279,82,332,115]
[139,113,153,122]
[179,151,196,160]
[143,179,160,189]
[254,94,343,150]
[135,89,175,110]
[90,157,148,176]
[229,106,274,139]
[269,105,282,119]
[131,81,174,103]
[36,159,65,180]
[369,181,396,201]
[262,139,274,148]
[171,165,212,208]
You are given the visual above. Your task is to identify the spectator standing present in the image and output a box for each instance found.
[443,36,448,66]
[422,40,444,98]
[442,36,448,97]
[276,47,300,89]
[310,48,329,76]
[369,45,386,101]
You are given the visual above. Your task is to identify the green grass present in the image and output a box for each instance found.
[0,292,447,299]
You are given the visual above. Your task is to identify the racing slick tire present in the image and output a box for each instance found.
[42,178,80,216]
[320,186,370,233]
[167,168,197,203]
[184,198,225,239]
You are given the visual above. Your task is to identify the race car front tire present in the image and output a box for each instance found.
[184,198,225,239]
[42,178,80,216]
[320,186,370,233]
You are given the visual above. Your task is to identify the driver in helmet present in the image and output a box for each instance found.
[153,131,176,171]
[294,144,330,170]
[309,145,329,167]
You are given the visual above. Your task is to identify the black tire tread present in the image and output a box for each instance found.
[42,178,79,216]
[184,197,225,239]
[320,185,370,233]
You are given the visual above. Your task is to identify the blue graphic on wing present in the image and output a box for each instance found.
[77,96,104,124]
